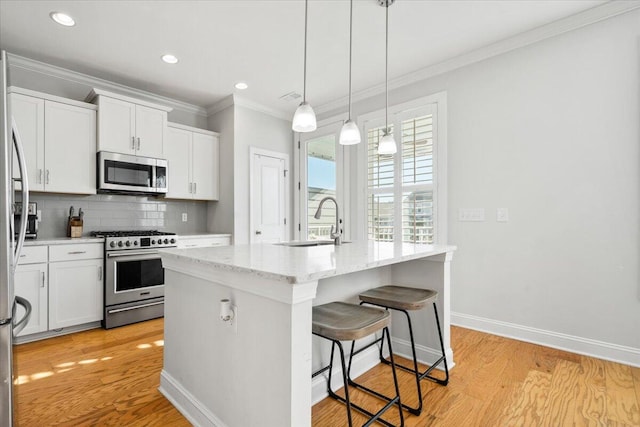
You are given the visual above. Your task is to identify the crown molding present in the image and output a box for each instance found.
[315,0,640,115]
[206,94,291,122]
[6,53,208,117]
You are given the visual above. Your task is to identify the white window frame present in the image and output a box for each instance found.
[294,114,350,241]
[356,92,448,244]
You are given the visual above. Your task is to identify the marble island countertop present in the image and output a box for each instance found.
[160,241,456,284]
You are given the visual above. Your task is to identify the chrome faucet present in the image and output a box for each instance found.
[314,196,341,245]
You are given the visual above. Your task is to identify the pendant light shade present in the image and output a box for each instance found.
[292,0,317,133]
[339,0,361,145]
[292,102,317,132]
[377,0,396,155]
[378,131,397,155]
[339,119,361,145]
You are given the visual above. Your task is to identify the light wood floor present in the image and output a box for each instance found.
[14,319,640,426]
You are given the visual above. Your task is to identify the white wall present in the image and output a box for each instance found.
[208,101,293,244]
[327,9,640,363]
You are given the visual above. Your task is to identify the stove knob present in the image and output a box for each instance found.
[151,240,156,245]
[164,238,169,244]
[118,241,123,247]
[110,241,116,248]
[125,241,131,247]
[133,241,138,246]
[170,238,176,244]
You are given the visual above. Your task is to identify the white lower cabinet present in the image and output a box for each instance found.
[15,242,104,338]
[49,245,103,329]
[14,262,48,337]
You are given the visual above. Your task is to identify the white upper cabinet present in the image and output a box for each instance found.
[44,101,96,194]
[166,123,219,201]
[9,88,97,195]
[89,88,171,158]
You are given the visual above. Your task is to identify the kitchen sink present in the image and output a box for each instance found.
[276,240,350,247]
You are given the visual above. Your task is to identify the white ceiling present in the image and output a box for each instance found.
[0,0,609,116]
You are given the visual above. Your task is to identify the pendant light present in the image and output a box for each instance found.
[377,0,397,155]
[339,0,361,145]
[292,0,317,132]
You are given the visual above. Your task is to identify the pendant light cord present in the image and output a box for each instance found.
[303,0,308,104]
[385,2,389,133]
[348,0,354,120]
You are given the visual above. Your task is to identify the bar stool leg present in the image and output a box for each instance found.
[327,340,353,427]
[431,302,449,385]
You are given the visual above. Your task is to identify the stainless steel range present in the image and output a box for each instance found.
[90,230,177,329]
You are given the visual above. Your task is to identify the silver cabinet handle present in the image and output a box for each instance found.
[98,266,102,281]
[67,251,87,255]
[39,169,43,184]
[45,169,50,184]
[255,230,262,235]
[131,136,136,149]
[137,137,141,150]
[193,182,197,194]
[41,271,45,287]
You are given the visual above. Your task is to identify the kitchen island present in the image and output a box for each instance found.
[159,241,456,427]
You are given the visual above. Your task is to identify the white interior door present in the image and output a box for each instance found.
[250,148,289,243]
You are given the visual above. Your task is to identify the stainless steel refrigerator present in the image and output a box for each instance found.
[0,50,32,427]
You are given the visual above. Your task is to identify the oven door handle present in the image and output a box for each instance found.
[107,250,161,258]
[107,300,164,314]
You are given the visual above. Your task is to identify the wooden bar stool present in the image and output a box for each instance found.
[356,286,449,416]
[312,301,404,427]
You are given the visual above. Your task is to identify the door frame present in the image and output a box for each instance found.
[294,114,350,241]
[249,146,291,244]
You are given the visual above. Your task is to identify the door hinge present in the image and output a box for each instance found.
[298,182,301,190]
[298,140,300,149]
[298,224,301,231]
[284,218,287,225]
[284,169,288,177]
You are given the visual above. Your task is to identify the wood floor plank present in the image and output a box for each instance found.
[500,369,553,425]
[539,359,582,426]
[604,360,640,425]
[573,355,607,426]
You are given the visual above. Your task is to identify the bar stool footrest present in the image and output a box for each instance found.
[328,387,399,427]
[348,377,422,417]
[379,355,449,386]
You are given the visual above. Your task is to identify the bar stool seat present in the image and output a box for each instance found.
[358,285,449,416]
[313,302,404,427]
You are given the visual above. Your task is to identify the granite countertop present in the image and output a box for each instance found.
[24,237,105,246]
[160,241,456,284]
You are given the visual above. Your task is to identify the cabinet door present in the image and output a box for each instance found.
[14,263,48,336]
[165,127,192,199]
[191,133,219,200]
[135,105,166,158]
[44,101,97,194]
[10,93,45,191]
[49,259,103,329]
[97,96,136,154]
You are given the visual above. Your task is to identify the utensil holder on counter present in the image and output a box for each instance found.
[67,206,84,238]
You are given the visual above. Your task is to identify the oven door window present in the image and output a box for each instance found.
[115,258,164,292]
[105,160,153,188]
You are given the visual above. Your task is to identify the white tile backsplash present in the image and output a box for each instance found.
[30,193,208,238]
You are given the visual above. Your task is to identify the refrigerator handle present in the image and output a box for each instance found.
[12,296,32,337]
[11,116,29,274]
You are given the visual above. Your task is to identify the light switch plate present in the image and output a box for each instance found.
[497,208,509,222]
[182,213,188,222]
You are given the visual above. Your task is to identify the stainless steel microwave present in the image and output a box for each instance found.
[97,151,168,195]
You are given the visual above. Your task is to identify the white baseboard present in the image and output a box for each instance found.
[451,312,640,368]
[159,370,227,427]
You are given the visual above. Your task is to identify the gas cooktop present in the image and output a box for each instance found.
[90,230,176,238]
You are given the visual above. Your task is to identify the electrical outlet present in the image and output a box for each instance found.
[496,208,509,222]
[181,213,188,222]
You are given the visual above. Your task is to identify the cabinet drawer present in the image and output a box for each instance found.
[49,243,103,262]
[18,246,48,265]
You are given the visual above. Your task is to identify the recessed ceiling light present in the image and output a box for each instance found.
[50,12,75,27]
[161,54,179,64]
[235,82,248,90]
